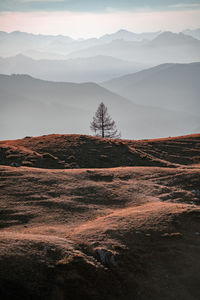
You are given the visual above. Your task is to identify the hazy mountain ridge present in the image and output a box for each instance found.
[0,54,146,83]
[0,29,199,62]
[0,73,199,141]
[0,29,159,58]
[99,29,162,42]
[183,28,200,40]
[66,32,200,64]
[149,31,200,46]
[102,62,200,115]
[1,31,199,83]
[0,29,199,141]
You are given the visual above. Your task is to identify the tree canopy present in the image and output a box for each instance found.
[90,102,121,138]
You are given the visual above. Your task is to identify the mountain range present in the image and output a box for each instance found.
[0,29,199,141]
[0,29,163,58]
[0,68,199,140]
[1,31,200,83]
[67,32,200,64]
[0,29,200,62]
[0,54,146,83]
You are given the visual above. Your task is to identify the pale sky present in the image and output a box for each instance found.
[0,0,200,38]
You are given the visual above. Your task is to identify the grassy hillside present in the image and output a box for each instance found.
[0,133,199,169]
[0,163,200,299]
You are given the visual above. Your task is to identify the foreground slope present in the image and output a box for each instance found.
[0,162,200,299]
[0,134,200,299]
[0,133,199,169]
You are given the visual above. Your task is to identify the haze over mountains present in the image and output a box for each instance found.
[183,28,200,40]
[102,62,200,114]
[0,30,200,83]
[0,54,145,83]
[0,29,165,58]
[0,29,200,64]
[0,28,199,140]
[66,32,200,64]
[0,69,199,140]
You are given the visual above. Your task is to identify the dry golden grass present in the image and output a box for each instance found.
[0,134,200,299]
[0,133,199,169]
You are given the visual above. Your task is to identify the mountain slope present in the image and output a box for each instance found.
[183,28,200,40]
[0,54,145,83]
[102,62,200,114]
[0,74,199,141]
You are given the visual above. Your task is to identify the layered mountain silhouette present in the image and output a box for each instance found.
[102,62,200,115]
[0,29,162,58]
[1,32,199,84]
[0,54,146,83]
[0,73,198,140]
[67,32,200,64]
[0,30,199,64]
[0,30,199,141]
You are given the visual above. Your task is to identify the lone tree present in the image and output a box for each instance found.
[90,102,121,138]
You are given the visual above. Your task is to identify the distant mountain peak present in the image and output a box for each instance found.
[150,31,199,45]
[116,29,132,34]
[11,30,33,36]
